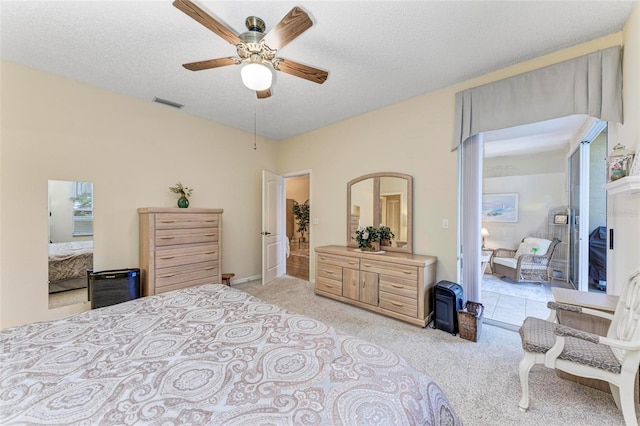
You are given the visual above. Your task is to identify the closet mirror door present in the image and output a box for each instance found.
[347,172,412,253]
[48,180,94,308]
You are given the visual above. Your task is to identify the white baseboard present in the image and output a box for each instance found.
[230,275,261,285]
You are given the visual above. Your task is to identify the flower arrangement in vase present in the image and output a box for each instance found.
[356,225,381,252]
[379,224,395,247]
[169,182,193,208]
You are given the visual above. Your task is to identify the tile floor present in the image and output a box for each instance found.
[480,273,573,328]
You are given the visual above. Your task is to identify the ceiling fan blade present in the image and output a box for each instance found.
[275,59,328,84]
[256,89,272,99]
[262,7,312,51]
[182,57,238,71]
[173,0,242,46]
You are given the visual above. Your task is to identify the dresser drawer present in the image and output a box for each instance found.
[316,276,343,296]
[156,244,218,269]
[360,259,418,281]
[155,276,220,294]
[155,213,219,230]
[379,291,417,317]
[317,262,343,281]
[316,253,359,269]
[380,275,418,299]
[156,227,218,247]
[156,260,218,288]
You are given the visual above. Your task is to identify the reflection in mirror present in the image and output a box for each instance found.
[48,180,93,309]
[380,177,408,248]
[350,178,375,239]
[347,172,412,253]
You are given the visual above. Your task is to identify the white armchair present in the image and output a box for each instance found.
[491,237,559,283]
[518,269,640,425]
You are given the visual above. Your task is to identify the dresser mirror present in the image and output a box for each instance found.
[48,180,94,309]
[347,172,413,253]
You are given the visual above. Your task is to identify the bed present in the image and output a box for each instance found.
[48,240,93,292]
[0,284,461,425]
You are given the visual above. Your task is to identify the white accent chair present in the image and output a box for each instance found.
[518,269,640,425]
[491,237,559,283]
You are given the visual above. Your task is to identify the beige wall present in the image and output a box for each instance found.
[0,61,279,328]
[278,31,634,287]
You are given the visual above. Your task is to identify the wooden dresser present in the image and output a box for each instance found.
[315,245,437,327]
[138,207,222,296]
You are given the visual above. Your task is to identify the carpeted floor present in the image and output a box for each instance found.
[236,275,634,426]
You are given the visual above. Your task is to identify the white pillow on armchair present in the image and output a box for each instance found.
[514,237,552,258]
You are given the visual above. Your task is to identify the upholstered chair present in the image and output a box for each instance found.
[518,269,640,426]
[490,237,560,283]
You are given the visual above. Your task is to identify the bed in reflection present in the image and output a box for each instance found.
[48,240,93,293]
[0,284,461,424]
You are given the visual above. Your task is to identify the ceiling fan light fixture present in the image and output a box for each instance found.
[241,63,272,91]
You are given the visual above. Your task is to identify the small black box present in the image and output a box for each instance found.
[87,268,141,309]
[433,281,464,334]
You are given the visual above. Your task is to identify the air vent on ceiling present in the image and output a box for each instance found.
[152,97,184,109]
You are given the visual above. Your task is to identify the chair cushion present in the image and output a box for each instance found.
[515,238,552,258]
[493,257,518,269]
[519,317,621,374]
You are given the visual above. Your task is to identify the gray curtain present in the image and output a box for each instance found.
[452,45,623,150]
[460,134,483,303]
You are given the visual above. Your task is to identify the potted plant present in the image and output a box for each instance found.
[379,224,395,247]
[169,182,193,208]
[356,225,381,252]
[292,199,310,242]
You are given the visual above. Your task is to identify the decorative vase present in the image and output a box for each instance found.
[177,196,189,208]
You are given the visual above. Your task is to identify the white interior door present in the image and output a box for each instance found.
[262,170,285,285]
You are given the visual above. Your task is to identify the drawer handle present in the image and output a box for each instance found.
[324,270,334,274]
[204,267,216,271]
[348,261,357,265]
[391,301,404,307]
[160,236,175,240]
[204,251,215,255]
[391,284,404,289]
[159,220,175,223]
[403,271,412,275]
[320,256,327,260]
[363,263,372,267]
[205,220,216,223]
[204,233,216,237]
[160,273,176,278]
[160,256,175,260]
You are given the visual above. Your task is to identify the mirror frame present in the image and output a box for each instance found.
[347,172,413,253]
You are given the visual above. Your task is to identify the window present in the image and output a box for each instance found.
[71,182,93,236]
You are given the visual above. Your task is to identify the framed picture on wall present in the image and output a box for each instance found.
[554,214,569,224]
[482,193,519,223]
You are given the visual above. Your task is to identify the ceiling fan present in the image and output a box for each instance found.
[173,0,328,99]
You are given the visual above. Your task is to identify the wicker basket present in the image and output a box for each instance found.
[458,301,484,342]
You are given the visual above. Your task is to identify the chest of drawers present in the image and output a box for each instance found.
[315,245,437,327]
[138,208,223,296]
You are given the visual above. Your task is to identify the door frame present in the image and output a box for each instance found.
[283,170,313,278]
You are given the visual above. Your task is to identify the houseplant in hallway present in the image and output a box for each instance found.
[292,199,310,242]
[169,182,193,208]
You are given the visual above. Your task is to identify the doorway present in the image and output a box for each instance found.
[568,122,608,293]
[285,174,310,281]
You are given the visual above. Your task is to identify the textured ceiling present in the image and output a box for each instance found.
[0,1,635,141]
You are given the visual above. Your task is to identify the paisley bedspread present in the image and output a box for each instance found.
[0,284,462,425]
[48,240,93,283]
